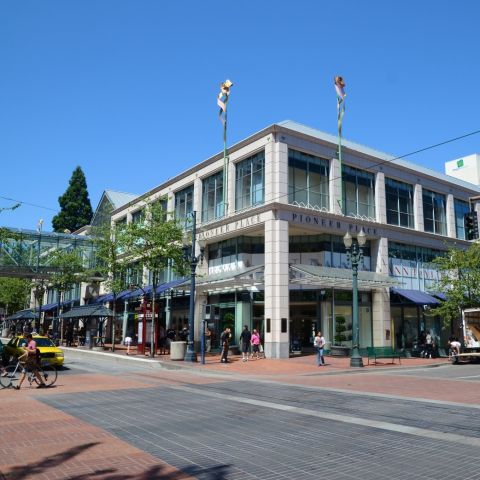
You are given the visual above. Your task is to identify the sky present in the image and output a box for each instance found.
[1,0,479,230]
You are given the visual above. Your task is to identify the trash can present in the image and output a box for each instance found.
[170,341,186,360]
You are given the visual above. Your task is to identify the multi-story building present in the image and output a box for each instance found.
[111,121,480,359]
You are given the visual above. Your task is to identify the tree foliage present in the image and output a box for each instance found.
[0,277,30,314]
[47,249,87,298]
[90,222,129,296]
[432,242,480,327]
[52,166,93,233]
[122,199,186,280]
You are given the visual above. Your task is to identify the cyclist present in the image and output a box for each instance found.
[14,333,47,390]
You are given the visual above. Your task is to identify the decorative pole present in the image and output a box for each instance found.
[334,76,346,214]
[217,79,233,217]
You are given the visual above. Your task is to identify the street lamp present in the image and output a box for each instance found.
[182,211,205,362]
[129,284,148,355]
[34,281,46,333]
[343,228,366,368]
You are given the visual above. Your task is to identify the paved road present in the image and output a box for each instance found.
[29,352,480,480]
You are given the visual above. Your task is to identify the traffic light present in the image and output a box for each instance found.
[464,212,479,240]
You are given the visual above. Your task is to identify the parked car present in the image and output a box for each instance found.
[4,335,64,366]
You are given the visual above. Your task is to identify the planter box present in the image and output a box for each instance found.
[330,345,350,357]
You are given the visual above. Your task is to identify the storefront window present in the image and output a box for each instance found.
[342,165,375,219]
[288,149,329,210]
[235,151,265,211]
[202,171,224,222]
[454,199,470,240]
[174,185,194,223]
[423,189,446,235]
[385,178,414,228]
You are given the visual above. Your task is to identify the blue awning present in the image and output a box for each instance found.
[432,292,447,301]
[391,288,440,306]
[41,303,58,312]
[122,278,187,301]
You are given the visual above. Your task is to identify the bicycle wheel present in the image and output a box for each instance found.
[36,365,57,386]
[0,364,21,388]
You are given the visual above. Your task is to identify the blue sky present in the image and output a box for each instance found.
[1,0,479,230]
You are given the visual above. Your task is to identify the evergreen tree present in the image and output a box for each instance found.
[52,166,93,232]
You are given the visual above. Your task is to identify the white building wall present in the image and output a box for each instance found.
[446,194,456,238]
[375,172,386,223]
[264,216,290,358]
[414,184,424,231]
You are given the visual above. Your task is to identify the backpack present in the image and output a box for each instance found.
[35,348,42,364]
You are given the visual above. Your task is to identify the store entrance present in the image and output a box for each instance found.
[289,303,318,349]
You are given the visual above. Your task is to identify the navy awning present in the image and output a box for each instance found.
[432,292,447,301]
[123,278,187,301]
[391,288,440,306]
[41,303,58,312]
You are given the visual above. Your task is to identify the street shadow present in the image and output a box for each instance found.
[4,442,233,480]
[5,442,100,480]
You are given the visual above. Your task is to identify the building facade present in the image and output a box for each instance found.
[111,121,480,359]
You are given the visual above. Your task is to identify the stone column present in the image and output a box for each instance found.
[264,215,290,358]
[446,194,456,238]
[265,136,288,204]
[371,236,391,347]
[375,172,386,223]
[329,157,342,215]
[414,184,424,231]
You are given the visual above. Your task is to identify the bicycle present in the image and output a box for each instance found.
[0,358,57,389]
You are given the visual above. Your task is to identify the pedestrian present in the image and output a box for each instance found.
[15,333,47,390]
[250,329,261,360]
[124,335,132,355]
[425,331,433,358]
[239,325,251,362]
[314,331,326,366]
[179,326,189,342]
[220,327,231,363]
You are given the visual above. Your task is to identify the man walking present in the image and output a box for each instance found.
[220,327,231,363]
[239,325,251,362]
[314,331,326,366]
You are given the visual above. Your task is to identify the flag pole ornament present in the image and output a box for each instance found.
[334,75,346,136]
[217,79,233,217]
[334,75,346,214]
[217,79,233,126]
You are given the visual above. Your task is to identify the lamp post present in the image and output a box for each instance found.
[34,281,46,333]
[182,211,205,362]
[343,228,366,368]
[130,284,148,355]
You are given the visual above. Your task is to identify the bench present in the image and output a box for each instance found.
[367,347,401,365]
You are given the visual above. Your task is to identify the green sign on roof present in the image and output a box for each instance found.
[457,159,464,168]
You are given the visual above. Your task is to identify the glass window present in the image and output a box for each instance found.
[235,151,265,211]
[288,149,329,210]
[342,165,375,218]
[202,171,224,222]
[454,199,470,240]
[174,185,194,223]
[131,209,144,224]
[422,189,446,235]
[385,178,414,228]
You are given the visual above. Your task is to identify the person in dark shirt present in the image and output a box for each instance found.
[239,325,251,362]
[220,327,232,363]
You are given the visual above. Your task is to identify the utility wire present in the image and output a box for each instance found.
[0,195,58,213]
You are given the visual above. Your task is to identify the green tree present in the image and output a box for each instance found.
[47,249,87,341]
[0,277,30,316]
[122,198,186,356]
[433,242,480,328]
[52,166,93,232]
[90,221,130,351]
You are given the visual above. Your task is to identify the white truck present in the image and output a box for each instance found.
[451,308,480,363]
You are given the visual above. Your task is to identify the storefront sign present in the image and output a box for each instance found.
[199,214,262,239]
[285,211,378,236]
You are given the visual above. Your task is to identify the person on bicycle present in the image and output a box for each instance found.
[15,333,47,390]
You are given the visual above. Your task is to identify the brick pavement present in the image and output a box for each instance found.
[0,395,195,480]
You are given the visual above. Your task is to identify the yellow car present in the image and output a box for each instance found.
[4,335,64,367]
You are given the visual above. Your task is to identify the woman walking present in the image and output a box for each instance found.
[240,325,251,362]
[250,329,261,360]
